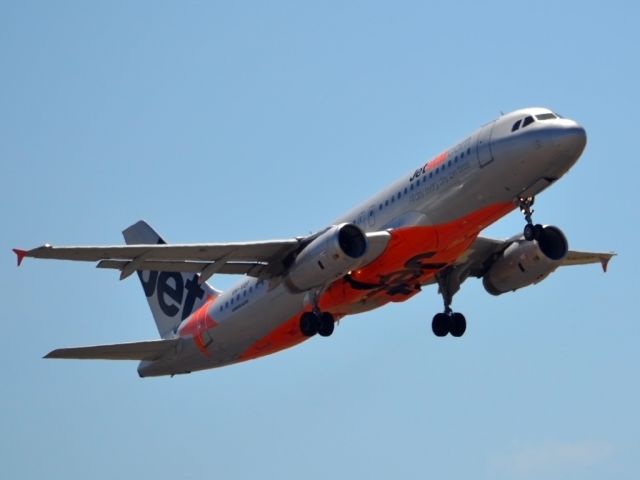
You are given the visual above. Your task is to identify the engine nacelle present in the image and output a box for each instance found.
[286,223,368,292]
[483,226,568,296]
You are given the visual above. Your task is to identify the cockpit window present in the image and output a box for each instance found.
[536,113,557,121]
[511,120,522,132]
[522,115,535,128]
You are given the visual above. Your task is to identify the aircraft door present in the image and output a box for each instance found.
[476,121,495,167]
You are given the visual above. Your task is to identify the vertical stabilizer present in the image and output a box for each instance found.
[122,220,220,339]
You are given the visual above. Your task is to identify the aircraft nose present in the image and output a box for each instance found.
[553,122,587,157]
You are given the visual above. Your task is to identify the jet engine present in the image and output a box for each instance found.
[287,223,368,292]
[483,226,568,295]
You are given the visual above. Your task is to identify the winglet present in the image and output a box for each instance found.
[600,254,615,273]
[12,249,27,267]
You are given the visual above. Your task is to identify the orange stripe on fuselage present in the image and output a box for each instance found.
[239,312,310,362]
[178,295,218,357]
[427,151,448,171]
[239,201,514,363]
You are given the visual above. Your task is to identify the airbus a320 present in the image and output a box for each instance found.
[14,107,614,377]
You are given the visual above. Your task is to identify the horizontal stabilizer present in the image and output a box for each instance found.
[45,338,178,361]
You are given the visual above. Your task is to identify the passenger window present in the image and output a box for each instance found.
[404,187,408,194]
[522,116,534,127]
[467,147,471,155]
[385,200,389,206]
[512,120,522,132]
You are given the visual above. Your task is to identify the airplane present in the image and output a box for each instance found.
[13,107,614,377]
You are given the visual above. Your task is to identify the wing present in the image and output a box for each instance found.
[429,235,615,293]
[14,238,303,282]
[13,230,392,283]
[455,236,615,274]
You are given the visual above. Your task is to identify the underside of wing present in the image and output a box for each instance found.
[561,250,616,271]
[45,339,178,361]
[434,233,615,297]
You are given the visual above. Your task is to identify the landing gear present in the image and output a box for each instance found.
[449,312,467,337]
[519,196,544,241]
[300,311,320,337]
[299,310,335,338]
[431,269,467,338]
[431,312,449,337]
[431,309,467,337]
[318,312,335,337]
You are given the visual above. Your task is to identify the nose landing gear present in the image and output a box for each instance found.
[519,196,544,241]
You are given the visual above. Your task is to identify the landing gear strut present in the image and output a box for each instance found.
[431,268,466,338]
[519,196,544,241]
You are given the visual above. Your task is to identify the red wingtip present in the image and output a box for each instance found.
[13,249,27,267]
[601,256,612,273]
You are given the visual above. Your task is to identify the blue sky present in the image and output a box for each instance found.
[2,1,638,479]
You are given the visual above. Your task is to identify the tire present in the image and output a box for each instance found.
[449,312,466,337]
[533,224,544,241]
[524,224,535,241]
[300,312,320,337]
[318,312,335,337]
[432,313,449,337]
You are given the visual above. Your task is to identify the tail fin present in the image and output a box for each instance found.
[122,220,220,339]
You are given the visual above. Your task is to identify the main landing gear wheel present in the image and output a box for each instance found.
[431,313,449,337]
[300,311,335,337]
[318,312,335,337]
[300,312,320,337]
[449,312,466,337]
[431,311,467,337]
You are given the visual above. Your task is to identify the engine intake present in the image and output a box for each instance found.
[483,226,568,296]
[286,223,368,292]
